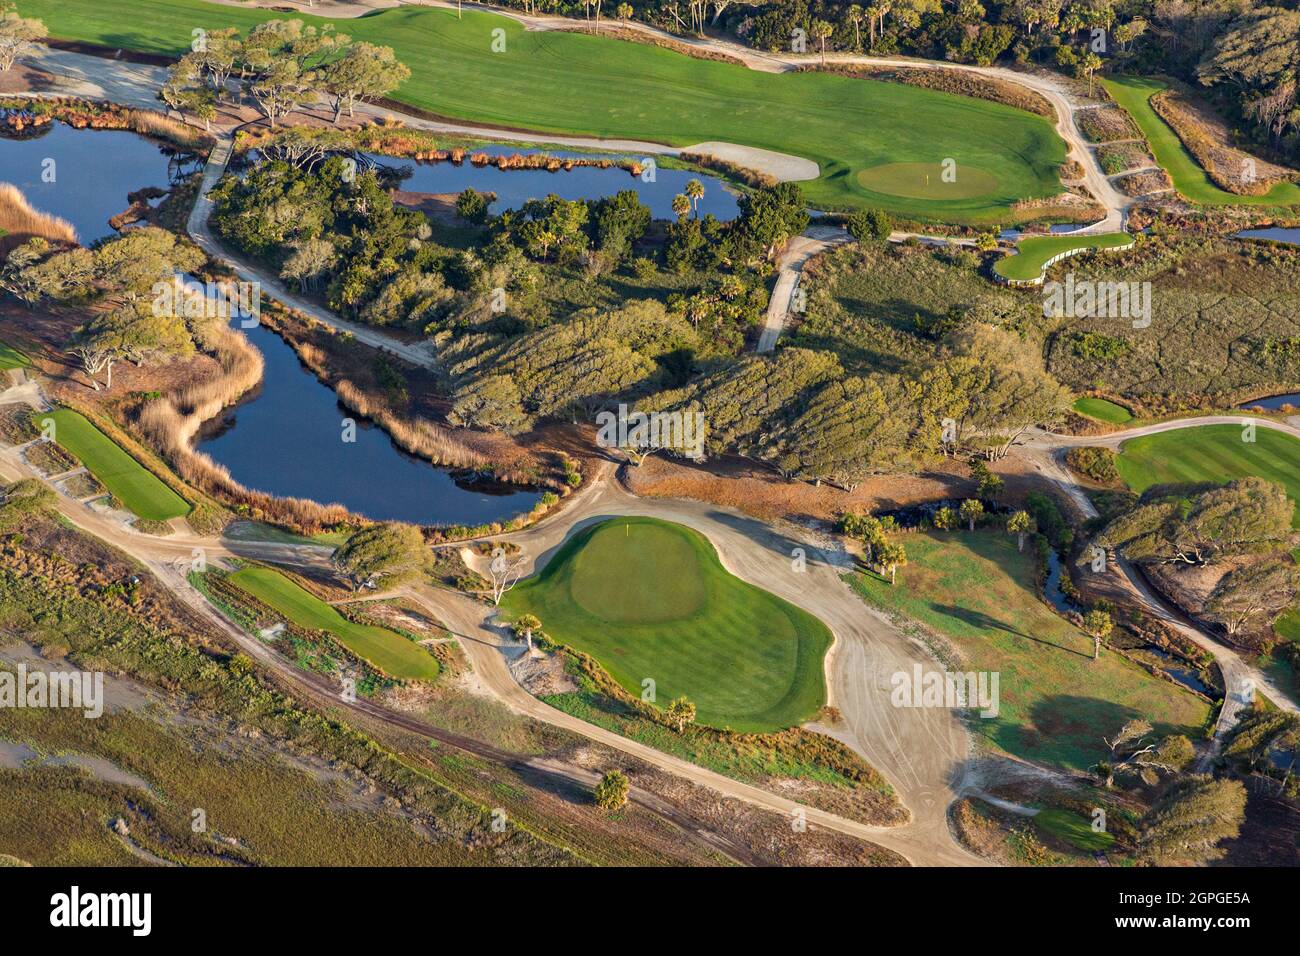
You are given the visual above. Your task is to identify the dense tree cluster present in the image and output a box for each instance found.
[0,228,206,389]
[160,19,410,129]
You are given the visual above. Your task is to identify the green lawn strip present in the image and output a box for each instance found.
[228,566,439,680]
[502,516,830,732]
[1032,807,1115,851]
[1072,397,1133,424]
[1102,76,1300,208]
[993,230,1134,281]
[24,0,1067,222]
[846,531,1209,771]
[32,408,189,521]
[0,337,29,369]
[1114,424,1300,528]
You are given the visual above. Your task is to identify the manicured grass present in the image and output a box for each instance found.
[33,408,189,521]
[228,566,440,680]
[1115,424,1300,527]
[1033,808,1115,851]
[847,531,1209,771]
[1103,76,1300,208]
[1072,397,1133,424]
[502,516,831,732]
[993,231,1134,281]
[0,338,29,369]
[24,0,1066,222]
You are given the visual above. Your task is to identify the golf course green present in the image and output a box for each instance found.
[24,0,1066,222]
[229,565,440,680]
[1103,76,1300,208]
[1072,397,1133,425]
[1115,424,1300,527]
[34,408,190,521]
[501,516,831,732]
[993,231,1134,281]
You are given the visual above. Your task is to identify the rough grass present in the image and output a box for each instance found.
[503,516,831,732]
[1033,807,1115,851]
[34,408,190,521]
[1103,76,1300,208]
[1115,424,1300,528]
[228,565,440,681]
[847,531,1210,771]
[993,231,1134,281]
[24,0,1067,222]
[1042,237,1300,410]
[1072,397,1132,424]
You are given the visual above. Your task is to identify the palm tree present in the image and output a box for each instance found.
[866,3,882,45]
[672,193,691,221]
[847,4,864,50]
[1081,51,1103,96]
[811,19,833,64]
[685,178,704,217]
[616,2,633,20]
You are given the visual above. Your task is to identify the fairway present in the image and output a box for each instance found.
[993,231,1134,281]
[848,531,1208,770]
[25,0,1066,222]
[1103,76,1300,208]
[228,566,440,680]
[1115,424,1300,527]
[502,516,831,732]
[856,162,1001,200]
[1072,397,1133,424]
[34,408,189,521]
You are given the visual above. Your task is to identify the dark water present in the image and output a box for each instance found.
[1237,227,1300,246]
[0,120,199,244]
[1044,550,1074,614]
[195,298,539,527]
[367,145,740,221]
[1130,645,1213,697]
[1238,393,1300,411]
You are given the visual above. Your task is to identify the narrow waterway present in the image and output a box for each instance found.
[197,310,540,526]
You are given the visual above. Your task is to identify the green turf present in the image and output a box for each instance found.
[1114,424,1300,527]
[847,531,1209,770]
[228,566,439,680]
[1103,76,1300,208]
[33,408,189,521]
[0,338,29,369]
[993,231,1134,281]
[1072,397,1133,424]
[24,0,1066,222]
[1033,808,1115,851]
[501,516,831,732]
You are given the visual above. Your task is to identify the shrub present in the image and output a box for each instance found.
[1066,446,1119,483]
[847,208,893,242]
[593,770,629,810]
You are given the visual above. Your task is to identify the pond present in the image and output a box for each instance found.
[0,119,200,244]
[1238,393,1300,411]
[196,303,540,527]
[365,145,741,221]
[1236,227,1300,246]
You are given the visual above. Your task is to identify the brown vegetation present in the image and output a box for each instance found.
[0,183,75,256]
[1076,106,1141,144]
[0,96,214,154]
[808,63,1054,117]
[1114,167,1173,197]
[1151,88,1298,196]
